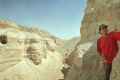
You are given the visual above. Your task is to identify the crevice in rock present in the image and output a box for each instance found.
[60,41,81,80]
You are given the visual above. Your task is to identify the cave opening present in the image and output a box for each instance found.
[0,35,8,44]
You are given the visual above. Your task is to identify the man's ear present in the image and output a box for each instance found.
[98,31,101,34]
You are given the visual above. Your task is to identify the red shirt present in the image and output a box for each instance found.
[97,32,120,64]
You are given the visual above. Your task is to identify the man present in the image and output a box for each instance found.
[97,24,120,80]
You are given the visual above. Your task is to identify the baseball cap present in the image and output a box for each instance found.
[99,24,108,31]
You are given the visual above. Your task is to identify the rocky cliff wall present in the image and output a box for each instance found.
[0,20,64,80]
[65,0,120,80]
[0,19,80,80]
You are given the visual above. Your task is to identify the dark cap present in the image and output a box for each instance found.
[99,24,108,31]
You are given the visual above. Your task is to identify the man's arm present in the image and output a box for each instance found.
[97,39,101,55]
[98,52,107,64]
[97,40,107,64]
[112,32,120,41]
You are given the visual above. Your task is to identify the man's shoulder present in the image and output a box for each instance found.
[109,31,116,36]
[109,31,114,34]
[109,31,116,34]
[97,36,102,42]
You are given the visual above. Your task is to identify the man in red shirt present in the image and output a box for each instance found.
[97,24,120,80]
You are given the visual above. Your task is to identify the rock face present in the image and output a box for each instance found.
[0,20,64,80]
[0,20,80,80]
[65,0,120,80]
[80,0,120,40]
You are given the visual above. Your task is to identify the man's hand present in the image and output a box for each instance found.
[102,59,107,64]
[100,52,107,63]
[101,57,108,68]
[99,52,108,68]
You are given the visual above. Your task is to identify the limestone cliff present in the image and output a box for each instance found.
[0,20,64,80]
[80,0,120,40]
[0,19,80,80]
[65,0,120,80]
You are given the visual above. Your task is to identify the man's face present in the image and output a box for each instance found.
[100,27,108,35]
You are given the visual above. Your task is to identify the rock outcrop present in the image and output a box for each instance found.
[80,0,120,40]
[65,0,120,80]
[0,20,64,80]
[0,19,80,80]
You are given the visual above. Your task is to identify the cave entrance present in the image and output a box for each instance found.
[0,35,8,44]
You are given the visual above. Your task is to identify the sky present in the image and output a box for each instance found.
[0,0,87,40]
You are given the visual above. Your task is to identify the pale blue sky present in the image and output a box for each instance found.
[0,0,87,40]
